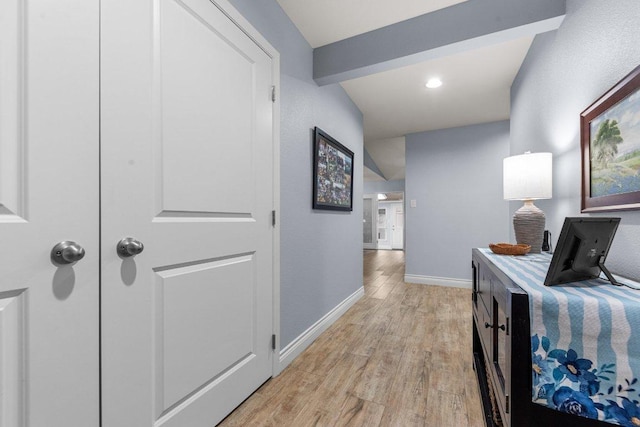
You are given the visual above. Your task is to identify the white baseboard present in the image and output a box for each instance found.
[277,286,364,373]
[404,274,471,289]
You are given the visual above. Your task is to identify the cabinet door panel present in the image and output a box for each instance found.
[478,306,492,361]
[478,269,492,316]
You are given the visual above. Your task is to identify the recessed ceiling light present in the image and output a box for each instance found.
[425,78,442,89]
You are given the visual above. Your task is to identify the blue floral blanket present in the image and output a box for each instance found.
[480,248,640,425]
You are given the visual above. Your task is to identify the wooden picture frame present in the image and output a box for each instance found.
[581,65,640,212]
[312,127,354,211]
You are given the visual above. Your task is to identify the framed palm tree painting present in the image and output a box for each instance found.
[581,64,640,212]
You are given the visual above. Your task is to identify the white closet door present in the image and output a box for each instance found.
[0,0,100,425]
[100,0,276,425]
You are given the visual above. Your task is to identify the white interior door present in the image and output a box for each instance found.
[391,203,404,250]
[0,0,99,425]
[101,0,277,425]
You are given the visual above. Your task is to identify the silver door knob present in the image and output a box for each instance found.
[117,237,144,257]
[51,241,86,265]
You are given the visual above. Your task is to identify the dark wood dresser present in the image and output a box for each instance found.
[472,248,612,427]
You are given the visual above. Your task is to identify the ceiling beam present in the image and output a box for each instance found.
[313,0,565,86]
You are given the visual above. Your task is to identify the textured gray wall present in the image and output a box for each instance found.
[227,0,364,347]
[511,0,640,281]
[405,121,510,280]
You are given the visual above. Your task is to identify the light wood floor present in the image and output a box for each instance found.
[219,250,484,426]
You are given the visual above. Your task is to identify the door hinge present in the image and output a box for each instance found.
[271,86,276,103]
[272,210,276,227]
[271,334,276,350]
[506,394,510,413]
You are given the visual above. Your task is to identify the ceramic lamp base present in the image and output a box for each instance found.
[513,200,545,254]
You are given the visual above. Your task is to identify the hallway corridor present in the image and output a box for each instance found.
[219,250,483,426]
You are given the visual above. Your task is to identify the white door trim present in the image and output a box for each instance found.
[208,0,281,377]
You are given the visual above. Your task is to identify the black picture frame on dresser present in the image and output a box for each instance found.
[471,249,614,427]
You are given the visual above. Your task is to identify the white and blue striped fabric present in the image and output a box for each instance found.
[480,248,640,425]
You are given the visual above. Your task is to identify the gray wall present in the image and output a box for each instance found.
[227,0,364,347]
[405,121,510,280]
[511,0,640,281]
[364,179,406,194]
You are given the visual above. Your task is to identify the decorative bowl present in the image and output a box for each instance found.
[489,243,531,256]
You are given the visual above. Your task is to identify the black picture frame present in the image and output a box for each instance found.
[312,127,354,211]
[581,64,640,212]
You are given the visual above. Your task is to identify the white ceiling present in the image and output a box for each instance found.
[342,37,533,143]
[276,0,468,48]
[276,1,535,181]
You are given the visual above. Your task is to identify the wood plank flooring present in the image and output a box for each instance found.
[218,250,484,426]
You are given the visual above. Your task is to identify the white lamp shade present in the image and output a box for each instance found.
[503,152,552,200]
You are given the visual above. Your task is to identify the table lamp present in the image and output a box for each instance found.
[503,152,552,253]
